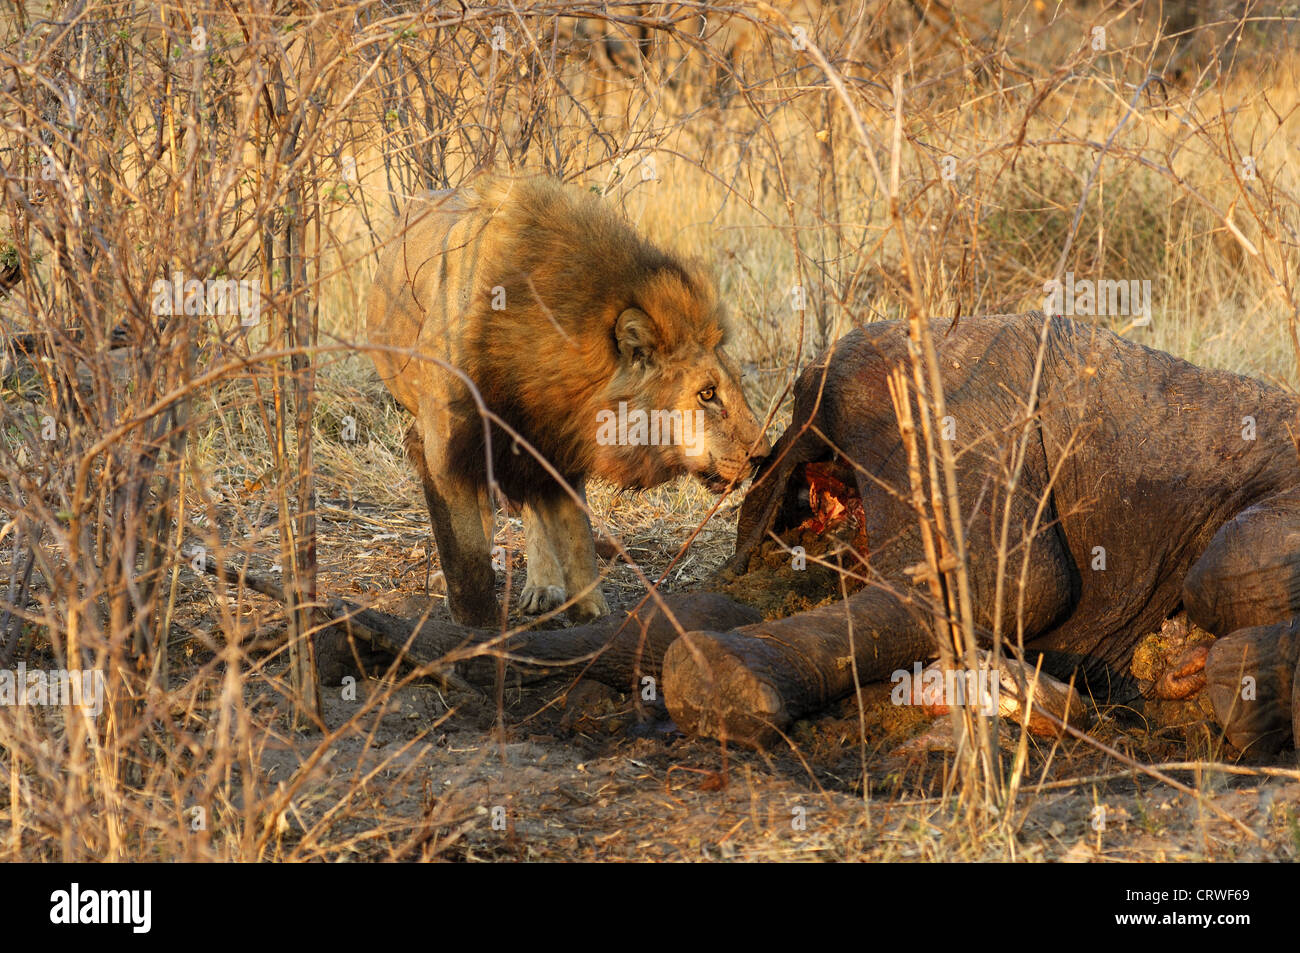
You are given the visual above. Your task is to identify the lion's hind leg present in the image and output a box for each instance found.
[406,419,498,628]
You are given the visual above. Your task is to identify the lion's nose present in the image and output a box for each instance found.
[748,434,772,470]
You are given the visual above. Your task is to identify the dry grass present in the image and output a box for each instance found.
[1,0,1299,861]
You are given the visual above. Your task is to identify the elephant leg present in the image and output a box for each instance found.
[1203,620,1300,756]
[406,419,498,628]
[1184,485,1300,753]
[1185,486,1300,635]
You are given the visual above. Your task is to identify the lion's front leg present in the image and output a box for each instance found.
[520,502,567,616]
[523,486,609,623]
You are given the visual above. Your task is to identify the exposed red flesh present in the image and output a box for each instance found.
[795,460,869,558]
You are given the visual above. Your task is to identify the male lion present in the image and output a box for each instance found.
[367,174,770,627]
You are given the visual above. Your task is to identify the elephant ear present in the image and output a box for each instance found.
[615,307,658,368]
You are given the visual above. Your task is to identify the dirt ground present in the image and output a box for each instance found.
[158,485,1300,863]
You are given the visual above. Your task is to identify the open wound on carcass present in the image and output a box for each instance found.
[720,457,868,617]
[799,460,869,560]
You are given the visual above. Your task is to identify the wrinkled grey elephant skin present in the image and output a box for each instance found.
[719,312,1300,754]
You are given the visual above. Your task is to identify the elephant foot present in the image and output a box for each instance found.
[1204,620,1300,756]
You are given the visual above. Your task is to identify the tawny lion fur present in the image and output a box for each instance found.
[367,173,769,626]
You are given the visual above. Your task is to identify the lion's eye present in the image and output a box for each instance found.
[699,387,716,403]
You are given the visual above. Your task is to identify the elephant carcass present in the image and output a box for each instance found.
[663,313,1300,751]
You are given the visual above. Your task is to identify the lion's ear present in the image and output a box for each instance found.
[615,307,658,367]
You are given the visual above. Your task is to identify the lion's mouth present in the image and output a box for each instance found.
[697,468,735,495]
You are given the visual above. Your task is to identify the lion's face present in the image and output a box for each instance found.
[594,305,770,493]
[666,345,771,493]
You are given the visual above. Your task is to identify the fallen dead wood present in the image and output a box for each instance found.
[200,556,760,691]
[330,593,760,689]
[200,556,1087,743]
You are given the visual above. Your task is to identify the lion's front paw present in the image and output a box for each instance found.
[519,583,566,615]
[568,590,610,624]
